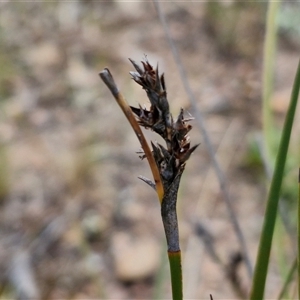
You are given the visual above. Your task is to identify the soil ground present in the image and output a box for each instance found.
[0,2,299,299]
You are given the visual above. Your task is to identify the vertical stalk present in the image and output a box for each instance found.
[168,251,183,300]
[277,257,297,299]
[161,172,183,300]
[250,59,300,300]
[262,0,281,160]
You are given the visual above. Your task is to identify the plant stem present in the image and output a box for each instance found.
[168,251,183,300]
[277,257,297,299]
[100,60,194,300]
[262,0,281,161]
[161,172,182,252]
[249,59,300,300]
[161,170,183,299]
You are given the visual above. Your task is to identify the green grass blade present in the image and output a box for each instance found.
[277,257,297,299]
[249,59,300,300]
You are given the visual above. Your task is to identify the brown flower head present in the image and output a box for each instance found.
[129,58,199,185]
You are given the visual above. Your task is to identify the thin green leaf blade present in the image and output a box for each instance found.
[250,59,300,300]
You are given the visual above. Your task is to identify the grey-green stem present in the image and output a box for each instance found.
[161,172,183,252]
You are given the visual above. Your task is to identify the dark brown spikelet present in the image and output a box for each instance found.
[129,58,199,187]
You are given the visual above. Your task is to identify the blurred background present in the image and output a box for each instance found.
[0,1,300,299]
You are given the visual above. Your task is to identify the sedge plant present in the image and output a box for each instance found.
[100,58,199,300]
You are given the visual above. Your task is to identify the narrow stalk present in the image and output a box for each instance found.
[277,257,297,299]
[161,171,183,299]
[161,172,183,252]
[168,251,183,300]
[99,69,164,202]
[262,0,281,161]
[249,59,300,300]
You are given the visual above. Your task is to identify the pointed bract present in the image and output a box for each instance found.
[129,58,199,182]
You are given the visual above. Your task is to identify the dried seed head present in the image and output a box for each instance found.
[129,58,198,183]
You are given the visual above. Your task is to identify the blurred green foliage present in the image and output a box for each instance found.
[278,3,300,40]
[204,1,266,58]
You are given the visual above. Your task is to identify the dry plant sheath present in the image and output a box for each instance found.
[99,68,164,202]
[100,58,198,300]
